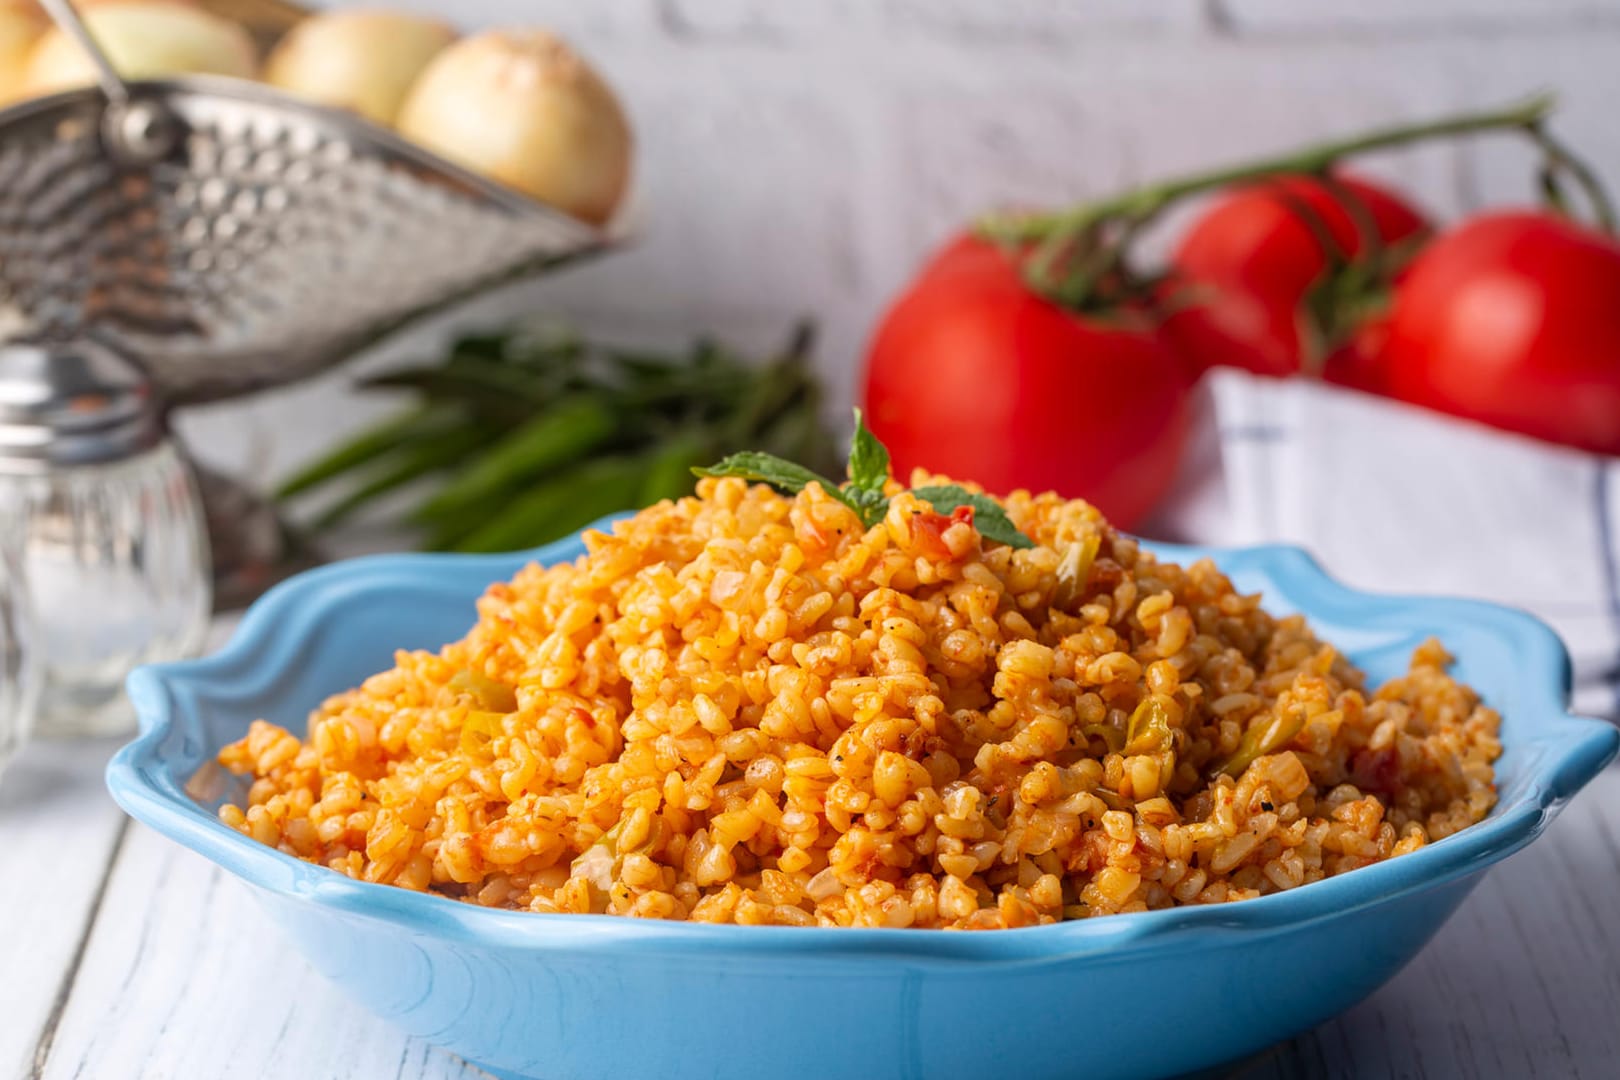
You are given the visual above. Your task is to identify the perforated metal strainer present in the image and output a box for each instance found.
[0,0,615,406]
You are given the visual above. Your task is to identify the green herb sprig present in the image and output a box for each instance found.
[696,411,1033,549]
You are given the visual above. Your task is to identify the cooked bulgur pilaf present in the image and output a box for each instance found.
[219,478,1501,928]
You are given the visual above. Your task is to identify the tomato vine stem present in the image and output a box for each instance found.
[981,94,1558,245]
[1524,124,1617,234]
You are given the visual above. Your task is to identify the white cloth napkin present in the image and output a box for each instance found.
[1151,371,1620,723]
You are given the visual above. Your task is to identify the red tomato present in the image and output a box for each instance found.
[1322,315,1397,397]
[861,235,1191,529]
[1382,211,1620,455]
[1164,174,1429,377]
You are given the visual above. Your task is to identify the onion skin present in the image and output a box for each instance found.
[21,0,257,97]
[0,3,47,106]
[264,9,455,127]
[396,29,632,226]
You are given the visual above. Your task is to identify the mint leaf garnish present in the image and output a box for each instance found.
[699,414,1035,547]
[910,485,1034,549]
[846,408,891,498]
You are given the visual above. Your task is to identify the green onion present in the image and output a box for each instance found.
[1215,709,1307,778]
[1052,534,1102,611]
[448,669,518,713]
[1124,698,1174,756]
[275,322,841,553]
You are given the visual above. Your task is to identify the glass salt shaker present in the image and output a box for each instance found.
[0,535,37,777]
[0,339,211,738]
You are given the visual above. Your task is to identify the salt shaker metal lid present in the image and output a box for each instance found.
[0,338,163,471]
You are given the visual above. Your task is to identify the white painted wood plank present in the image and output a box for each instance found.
[0,738,131,1080]
[37,763,1620,1079]
[38,823,487,1080]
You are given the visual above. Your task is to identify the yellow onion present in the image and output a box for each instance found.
[264,9,454,127]
[21,0,257,97]
[396,29,632,226]
[0,1,47,106]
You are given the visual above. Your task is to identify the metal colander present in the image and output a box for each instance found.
[0,2,616,406]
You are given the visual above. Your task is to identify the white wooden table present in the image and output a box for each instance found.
[2,724,1617,1080]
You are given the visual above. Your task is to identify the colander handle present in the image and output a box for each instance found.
[39,0,182,164]
[39,0,131,106]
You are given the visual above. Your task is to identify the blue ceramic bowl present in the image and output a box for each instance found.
[108,518,1618,1080]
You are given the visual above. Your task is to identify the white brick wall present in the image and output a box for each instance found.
[174,0,1620,493]
[1221,0,1620,32]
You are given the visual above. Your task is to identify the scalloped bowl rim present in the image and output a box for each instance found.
[107,515,1619,965]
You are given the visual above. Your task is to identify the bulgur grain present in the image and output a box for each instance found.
[218,479,1500,927]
